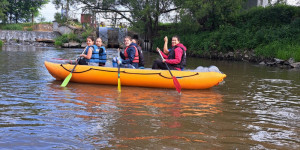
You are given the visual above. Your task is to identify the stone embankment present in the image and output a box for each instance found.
[0,23,84,47]
[198,50,300,69]
[0,30,59,47]
[0,23,60,47]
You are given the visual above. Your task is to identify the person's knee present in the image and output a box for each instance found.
[152,62,158,69]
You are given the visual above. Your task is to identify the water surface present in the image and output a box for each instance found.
[0,45,299,149]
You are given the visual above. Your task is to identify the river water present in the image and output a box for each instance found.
[0,45,299,149]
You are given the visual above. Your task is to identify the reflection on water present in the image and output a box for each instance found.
[0,45,299,149]
[54,83,223,118]
[43,82,224,148]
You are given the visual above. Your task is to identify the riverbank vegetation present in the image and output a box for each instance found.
[153,4,300,62]
[1,0,299,62]
[0,22,52,31]
[66,0,299,62]
[54,27,93,47]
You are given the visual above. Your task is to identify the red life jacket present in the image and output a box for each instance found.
[124,46,139,63]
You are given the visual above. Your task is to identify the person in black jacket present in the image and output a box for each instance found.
[132,38,144,69]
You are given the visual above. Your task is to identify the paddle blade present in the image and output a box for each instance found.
[118,78,121,92]
[61,73,72,87]
[172,76,181,94]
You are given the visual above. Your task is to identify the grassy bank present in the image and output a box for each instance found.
[153,5,300,61]
[0,22,52,31]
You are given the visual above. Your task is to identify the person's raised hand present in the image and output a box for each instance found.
[156,47,161,52]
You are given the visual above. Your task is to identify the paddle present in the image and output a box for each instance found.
[158,49,181,94]
[117,48,121,92]
[60,47,87,87]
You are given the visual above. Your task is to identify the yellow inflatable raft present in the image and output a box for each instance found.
[44,61,226,90]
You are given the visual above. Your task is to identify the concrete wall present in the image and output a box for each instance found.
[33,24,53,31]
[98,27,128,48]
[0,30,60,42]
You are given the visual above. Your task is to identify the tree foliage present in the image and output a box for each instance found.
[52,0,80,19]
[0,0,9,21]
[75,0,180,50]
[1,0,49,23]
[174,0,247,31]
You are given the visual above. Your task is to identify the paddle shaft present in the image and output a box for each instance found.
[117,51,121,79]
[158,50,181,93]
[60,47,87,87]
[158,50,173,75]
[71,47,88,72]
[117,49,121,92]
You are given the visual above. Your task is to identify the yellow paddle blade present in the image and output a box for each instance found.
[118,78,121,92]
[61,73,72,87]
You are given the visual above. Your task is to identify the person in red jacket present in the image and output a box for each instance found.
[152,35,187,71]
[113,36,139,68]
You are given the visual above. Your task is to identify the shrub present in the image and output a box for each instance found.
[54,34,69,47]
[54,32,82,47]
[153,5,300,61]
[0,24,23,30]
[80,27,93,41]
[67,33,80,42]
[255,39,300,61]
[235,4,297,29]
[54,13,67,24]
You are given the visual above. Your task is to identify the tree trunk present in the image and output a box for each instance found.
[154,0,159,37]
[32,13,34,23]
[66,0,70,19]
[15,12,18,23]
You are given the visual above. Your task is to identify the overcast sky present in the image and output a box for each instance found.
[39,2,83,22]
[40,2,57,22]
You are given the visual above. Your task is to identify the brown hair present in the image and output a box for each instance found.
[87,36,95,41]
[172,35,180,42]
[96,37,102,41]
[124,36,132,41]
[132,38,140,45]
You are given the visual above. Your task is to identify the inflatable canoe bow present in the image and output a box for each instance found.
[44,61,226,89]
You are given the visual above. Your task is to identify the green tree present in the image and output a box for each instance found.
[175,0,246,31]
[0,0,8,22]
[78,0,180,49]
[27,0,49,23]
[3,0,49,23]
[52,0,75,19]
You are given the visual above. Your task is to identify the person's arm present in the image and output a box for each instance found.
[163,36,169,54]
[165,47,182,64]
[80,47,93,59]
[157,47,168,59]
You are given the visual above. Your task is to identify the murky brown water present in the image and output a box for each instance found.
[0,45,299,149]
